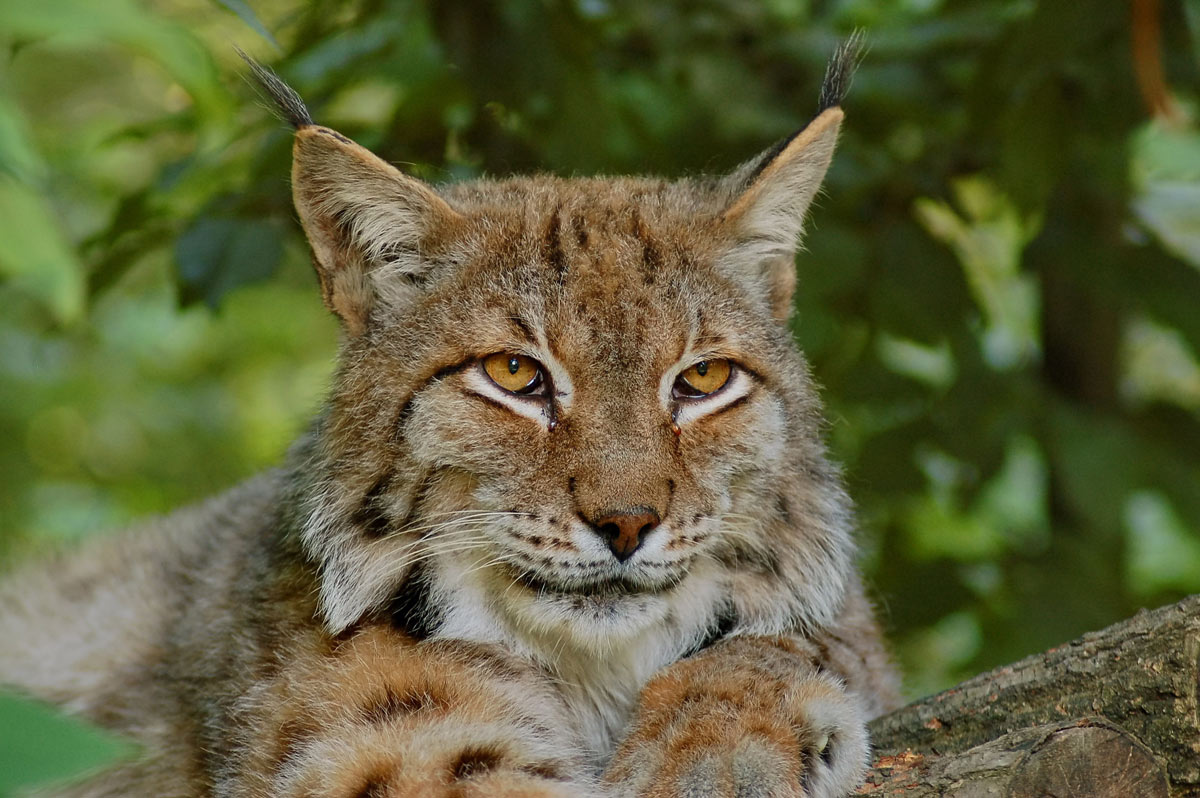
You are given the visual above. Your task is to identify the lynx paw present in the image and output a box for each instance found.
[257,630,608,798]
[274,725,606,798]
[605,641,869,798]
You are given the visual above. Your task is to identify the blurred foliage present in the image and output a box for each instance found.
[0,693,133,795]
[1,0,1199,788]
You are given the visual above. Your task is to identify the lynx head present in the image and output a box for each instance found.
[250,42,862,655]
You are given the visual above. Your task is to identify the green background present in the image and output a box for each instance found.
[1,0,1198,790]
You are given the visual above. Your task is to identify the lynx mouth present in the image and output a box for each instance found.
[509,568,674,598]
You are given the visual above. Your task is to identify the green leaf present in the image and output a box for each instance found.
[1121,316,1200,410]
[875,332,956,389]
[176,216,285,308]
[0,0,233,142]
[1132,177,1200,264]
[914,176,1042,370]
[1131,121,1200,270]
[1185,0,1200,63]
[1134,179,1200,269]
[0,691,133,794]
[903,492,1006,560]
[1125,491,1200,596]
[975,435,1049,552]
[0,175,85,325]
[0,92,46,183]
[214,0,280,51]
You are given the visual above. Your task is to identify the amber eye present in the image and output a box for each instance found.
[482,353,546,395]
[674,359,733,399]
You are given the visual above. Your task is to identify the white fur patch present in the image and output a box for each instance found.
[428,547,726,765]
[462,365,555,427]
[663,363,754,428]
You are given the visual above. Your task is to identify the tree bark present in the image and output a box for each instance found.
[862,594,1200,796]
[859,717,1168,797]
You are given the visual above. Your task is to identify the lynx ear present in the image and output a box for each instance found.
[291,129,462,335]
[241,53,461,336]
[717,36,861,321]
[719,110,843,320]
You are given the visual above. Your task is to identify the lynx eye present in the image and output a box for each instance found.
[482,353,546,396]
[674,359,733,399]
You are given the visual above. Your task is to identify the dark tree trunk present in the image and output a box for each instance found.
[862,594,1200,796]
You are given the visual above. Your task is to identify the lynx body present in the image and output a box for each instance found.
[1,43,899,798]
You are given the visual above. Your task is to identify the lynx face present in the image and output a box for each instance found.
[346,180,807,650]
[265,58,854,677]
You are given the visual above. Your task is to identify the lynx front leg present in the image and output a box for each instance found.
[239,628,605,798]
[604,637,869,798]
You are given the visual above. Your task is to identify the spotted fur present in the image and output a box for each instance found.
[0,43,898,798]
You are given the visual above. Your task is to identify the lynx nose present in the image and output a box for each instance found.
[590,509,660,562]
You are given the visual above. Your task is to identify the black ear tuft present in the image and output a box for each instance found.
[817,31,866,113]
[236,47,313,129]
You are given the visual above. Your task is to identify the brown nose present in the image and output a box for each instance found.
[590,509,660,562]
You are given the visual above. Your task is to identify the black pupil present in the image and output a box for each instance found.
[508,357,520,375]
[696,361,709,377]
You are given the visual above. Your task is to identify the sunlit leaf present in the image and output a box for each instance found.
[0,175,85,324]
[1132,121,1200,270]
[1121,316,1200,410]
[904,493,1006,560]
[1134,181,1200,269]
[976,435,1049,552]
[1125,491,1200,596]
[0,92,46,182]
[0,0,233,144]
[0,691,133,794]
[914,176,1042,370]
[875,332,956,389]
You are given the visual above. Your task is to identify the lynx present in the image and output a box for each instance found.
[0,40,899,798]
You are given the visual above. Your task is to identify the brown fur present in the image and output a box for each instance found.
[1,48,898,798]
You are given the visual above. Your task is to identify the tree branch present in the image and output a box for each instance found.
[863,594,1200,796]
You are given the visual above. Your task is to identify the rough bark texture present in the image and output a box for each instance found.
[861,594,1200,797]
[858,717,1168,797]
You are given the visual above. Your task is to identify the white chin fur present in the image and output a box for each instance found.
[432,553,727,764]
[502,585,674,653]
[432,548,726,662]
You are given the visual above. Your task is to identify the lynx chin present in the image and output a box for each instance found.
[1,37,899,798]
